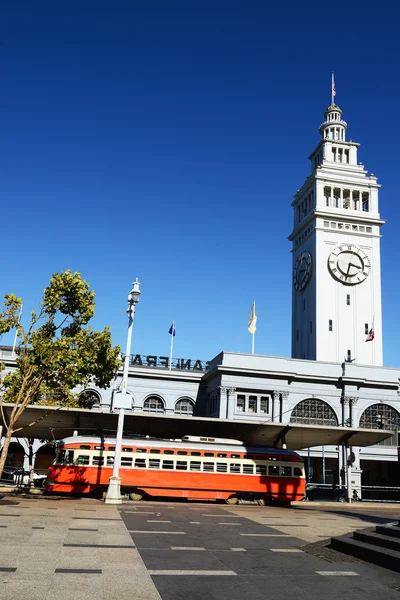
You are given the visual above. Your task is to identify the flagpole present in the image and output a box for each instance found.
[252,300,255,355]
[12,304,23,357]
[331,72,335,105]
[169,320,174,371]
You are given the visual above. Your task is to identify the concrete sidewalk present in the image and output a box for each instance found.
[0,494,161,600]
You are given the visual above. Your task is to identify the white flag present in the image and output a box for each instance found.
[248,301,257,334]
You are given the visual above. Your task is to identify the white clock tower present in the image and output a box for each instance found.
[289,91,384,366]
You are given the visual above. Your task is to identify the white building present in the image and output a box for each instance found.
[2,90,399,500]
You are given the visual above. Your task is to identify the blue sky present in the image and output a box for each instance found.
[1,2,400,367]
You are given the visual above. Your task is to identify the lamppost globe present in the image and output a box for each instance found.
[128,278,141,307]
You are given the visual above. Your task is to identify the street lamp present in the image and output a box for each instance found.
[105,278,141,504]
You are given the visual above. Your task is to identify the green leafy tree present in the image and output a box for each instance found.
[0,270,121,479]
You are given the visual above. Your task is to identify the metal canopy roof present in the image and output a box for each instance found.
[1,404,393,449]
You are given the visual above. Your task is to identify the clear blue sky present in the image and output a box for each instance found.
[1,2,399,367]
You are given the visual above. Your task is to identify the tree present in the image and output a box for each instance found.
[0,270,121,479]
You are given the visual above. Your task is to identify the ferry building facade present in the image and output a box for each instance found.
[2,94,399,499]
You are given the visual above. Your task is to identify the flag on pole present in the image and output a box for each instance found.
[248,302,257,334]
[169,322,176,337]
[331,72,336,98]
[365,328,374,342]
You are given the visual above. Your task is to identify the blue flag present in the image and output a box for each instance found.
[169,322,176,336]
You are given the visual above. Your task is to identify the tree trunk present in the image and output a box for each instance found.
[0,428,13,480]
[28,437,35,488]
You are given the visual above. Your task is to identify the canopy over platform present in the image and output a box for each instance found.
[0,404,393,449]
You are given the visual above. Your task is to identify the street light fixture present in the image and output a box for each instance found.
[105,278,141,504]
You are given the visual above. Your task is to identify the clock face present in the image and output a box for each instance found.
[294,251,312,291]
[328,244,371,285]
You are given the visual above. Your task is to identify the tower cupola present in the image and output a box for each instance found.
[319,103,348,141]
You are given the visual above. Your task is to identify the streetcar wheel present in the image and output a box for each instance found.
[226,496,239,505]
[129,491,144,501]
[257,497,266,506]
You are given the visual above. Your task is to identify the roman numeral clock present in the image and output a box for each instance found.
[328,244,371,285]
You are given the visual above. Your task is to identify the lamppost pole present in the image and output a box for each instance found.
[105,278,141,505]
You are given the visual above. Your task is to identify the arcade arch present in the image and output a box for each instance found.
[289,398,338,426]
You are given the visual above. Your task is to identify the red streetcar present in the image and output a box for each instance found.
[45,435,306,504]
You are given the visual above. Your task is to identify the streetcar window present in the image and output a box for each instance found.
[281,466,292,476]
[190,461,201,471]
[79,445,91,450]
[123,447,133,452]
[92,456,104,466]
[243,464,254,474]
[109,447,115,451]
[217,463,227,472]
[107,457,114,466]
[77,455,90,465]
[230,454,240,459]
[136,448,146,453]
[217,453,227,458]
[255,465,267,475]
[268,465,279,475]
[58,450,74,464]
[134,458,146,468]
[204,452,214,457]
[190,451,201,456]
[203,462,214,472]
[177,451,188,455]
[94,446,105,450]
[162,460,174,470]
[230,463,241,474]
[164,450,174,455]
[150,449,161,454]
[176,461,187,471]
[149,459,160,469]
[244,455,253,459]
[121,457,133,467]
[294,468,303,476]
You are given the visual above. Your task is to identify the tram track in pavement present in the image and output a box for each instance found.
[118,501,400,600]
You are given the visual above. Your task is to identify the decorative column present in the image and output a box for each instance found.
[220,387,236,420]
[227,388,236,420]
[281,392,289,423]
[272,391,281,422]
[219,387,228,420]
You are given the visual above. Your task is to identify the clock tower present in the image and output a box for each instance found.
[289,94,384,366]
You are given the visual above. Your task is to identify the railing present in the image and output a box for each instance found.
[128,354,209,373]
[361,486,400,503]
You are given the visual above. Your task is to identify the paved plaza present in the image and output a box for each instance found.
[1,493,400,599]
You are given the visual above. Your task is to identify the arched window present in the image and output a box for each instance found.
[359,404,399,447]
[290,398,338,426]
[79,389,101,408]
[175,398,194,415]
[143,396,165,414]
